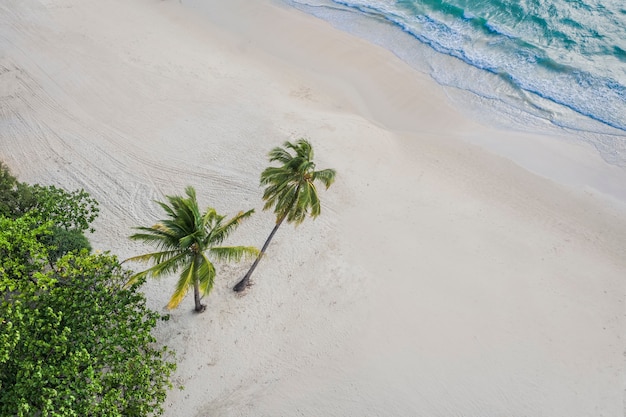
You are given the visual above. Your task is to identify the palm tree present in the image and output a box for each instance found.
[126,186,258,312]
[233,139,336,292]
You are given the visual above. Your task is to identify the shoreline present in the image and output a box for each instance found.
[285,1,626,152]
[1,0,625,416]
[279,0,626,204]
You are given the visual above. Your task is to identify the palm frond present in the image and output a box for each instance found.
[298,139,314,160]
[261,178,293,202]
[307,182,321,218]
[123,249,181,264]
[287,139,313,159]
[124,251,187,287]
[130,223,181,250]
[287,201,307,225]
[209,209,255,245]
[313,168,336,189]
[267,147,293,164]
[170,198,197,233]
[209,246,259,262]
[260,167,293,186]
[124,269,150,288]
[184,185,197,202]
[197,253,216,296]
[155,200,176,219]
[276,186,299,215]
[159,220,194,245]
[202,208,224,244]
[202,207,219,229]
[178,230,202,250]
[288,157,313,175]
[299,182,312,209]
[126,251,189,278]
[143,252,190,277]
[167,258,196,310]
[130,223,173,238]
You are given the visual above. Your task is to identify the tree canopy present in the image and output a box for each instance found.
[126,186,257,312]
[0,163,175,417]
[0,162,99,230]
[260,138,336,225]
[0,163,97,264]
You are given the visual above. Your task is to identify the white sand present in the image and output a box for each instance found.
[2,0,626,416]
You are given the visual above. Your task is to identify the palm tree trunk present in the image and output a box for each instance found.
[193,280,206,312]
[233,215,286,292]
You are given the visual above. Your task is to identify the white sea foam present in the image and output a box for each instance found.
[285,0,626,170]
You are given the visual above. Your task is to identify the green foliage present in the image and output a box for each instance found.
[0,160,17,191]
[27,185,99,233]
[126,186,258,311]
[0,164,173,416]
[0,161,19,217]
[0,163,99,229]
[0,219,176,417]
[261,138,336,225]
[43,226,93,264]
[0,162,36,219]
[0,162,98,265]
[0,215,52,286]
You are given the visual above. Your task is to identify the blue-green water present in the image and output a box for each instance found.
[285,0,626,166]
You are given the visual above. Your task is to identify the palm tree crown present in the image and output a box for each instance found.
[126,186,257,311]
[233,139,336,292]
[261,139,336,225]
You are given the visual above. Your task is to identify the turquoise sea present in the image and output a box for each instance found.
[284,0,626,168]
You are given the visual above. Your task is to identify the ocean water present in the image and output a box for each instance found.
[283,0,626,168]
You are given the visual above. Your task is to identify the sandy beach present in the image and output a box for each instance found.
[2,0,626,415]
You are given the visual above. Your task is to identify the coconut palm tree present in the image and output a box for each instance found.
[233,139,336,292]
[126,186,257,312]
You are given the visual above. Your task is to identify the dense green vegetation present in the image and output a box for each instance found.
[0,161,98,265]
[233,139,336,292]
[125,186,257,312]
[0,163,175,416]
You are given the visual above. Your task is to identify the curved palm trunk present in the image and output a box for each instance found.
[193,279,206,313]
[233,215,286,292]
